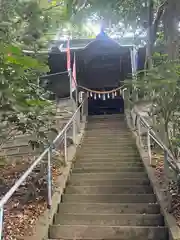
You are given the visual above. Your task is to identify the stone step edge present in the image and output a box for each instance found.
[55,213,162,217]
[62,193,155,196]
[66,185,150,188]
[49,224,168,238]
[58,202,159,206]
[50,224,167,228]
[71,172,147,175]
[68,178,150,185]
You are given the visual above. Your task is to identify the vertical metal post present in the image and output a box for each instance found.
[0,207,3,240]
[137,117,141,145]
[68,69,73,100]
[81,93,86,123]
[85,95,88,120]
[47,148,52,209]
[122,89,125,100]
[164,150,169,176]
[80,101,82,123]
[126,89,130,110]
[64,131,67,164]
[136,89,139,101]
[147,129,152,165]
[82,95,85,122]
[76,109,80,133]
[75,85,78,108]
[73,118,76,144]
[164,150,172,212]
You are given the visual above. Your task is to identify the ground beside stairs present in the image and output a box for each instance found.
[49,114,168,240]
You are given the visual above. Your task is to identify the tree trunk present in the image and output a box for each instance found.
[163,0,179,60]
[145,0,154,69]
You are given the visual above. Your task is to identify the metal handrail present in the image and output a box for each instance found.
[122,87,179,174]
[137,113,178,172]
[128,99,179,173]
[39,71,68,79]
[0,97,88,239]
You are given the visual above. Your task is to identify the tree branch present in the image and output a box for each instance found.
[151,0,168,45]
[42,3,62,12]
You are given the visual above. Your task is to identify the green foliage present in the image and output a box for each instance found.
[0,42,57,148]
[131,58,180,159]
[65,0,149,31]
[0,1,59,150]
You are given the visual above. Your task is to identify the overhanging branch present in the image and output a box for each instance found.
[42,3,62,12]
[151,0,168,45]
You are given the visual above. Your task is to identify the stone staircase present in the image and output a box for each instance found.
[49,114,168,240]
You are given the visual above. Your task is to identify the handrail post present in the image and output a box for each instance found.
[164,150,172,213]
[85,95,88,121]
[164,150,169,177]
[76,108,80,133]
[0,207,3,239]
[126,89,130,110]
[80,103,83,123]
[73,118,76,144]
[137,116,142,146]
[64,130,67,164]
[47,147,52,209]
[147,129,152,165]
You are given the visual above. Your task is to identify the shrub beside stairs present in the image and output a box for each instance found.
[49,114,168,240]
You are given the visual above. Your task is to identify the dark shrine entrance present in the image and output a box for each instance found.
[78,32,131,115]
[88,95,124,115]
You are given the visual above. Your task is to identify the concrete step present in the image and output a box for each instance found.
[62,194,156,203]
[87,118,125,122]
[88,114,123,118]
[72,167,145,173]
[86,125,128,128]
[58,203,160,215]
[76,157,141,162]
[76,154,141,160]
[80,142,136,146]
[85,133,131,135]
[79,148,138,152]
[86,124,127,128]
[75,157,141,162]
[65,185,153,194]
[83,141,135,144]
[49,225,168,239]
[84,142,134,145]
[86,127,129,130]
[1,146,40,156]
[77,154,140,158]
[67,178,150,186]
[2,141,29,149]
[84,135,133,138]
[87,121,126,124]
[84,131,131,134]
[85,129,130,132]
[79,149,138,153]
[84,134,133,138]
[85,136,133,139]
[70,172,147,180]
[74,162,144,168]
[54,213,164,226]
[78,154,140,159]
